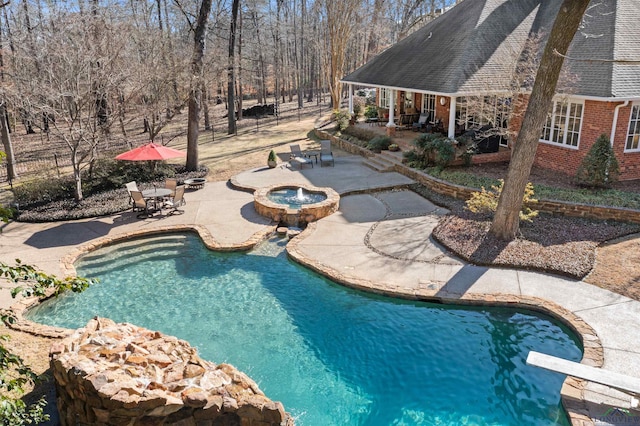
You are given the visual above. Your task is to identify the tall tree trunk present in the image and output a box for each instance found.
[2,6,14,55]
[202,83,211,130]
[296,0,304,108]
[237,7,243,121]
[227,0,239,134]
[490,0,591,240]
[0,103,17,181]
[163,0,180,110]
[186,0,213,171]
[249,8,266,105]
[365,0,384,61]
[92,0,108,129]
[72,150,83,202]
[326,0,358,109]
[273,0,282,118]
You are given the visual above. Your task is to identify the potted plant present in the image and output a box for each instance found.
[267,150,277,168]
[388,143,400,152]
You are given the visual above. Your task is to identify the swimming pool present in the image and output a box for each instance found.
[28,234,582,425]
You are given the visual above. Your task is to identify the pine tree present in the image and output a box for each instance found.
[575,134,620,188]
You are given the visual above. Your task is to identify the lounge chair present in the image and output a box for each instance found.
[164,178,177,197]
[130,190,154,218]
[125,181,139,211]
[289,144,313,169]
[163,185,186,215]
[320,140,334,167]
[412,114,429,132]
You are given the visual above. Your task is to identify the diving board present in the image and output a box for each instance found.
[527,351,640,404]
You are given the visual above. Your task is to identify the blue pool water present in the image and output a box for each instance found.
[28,234,582,425]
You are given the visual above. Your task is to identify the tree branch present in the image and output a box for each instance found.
[172,0,195,32]
[554,48,640,64]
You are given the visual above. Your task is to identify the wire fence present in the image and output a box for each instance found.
[0,99,331,184]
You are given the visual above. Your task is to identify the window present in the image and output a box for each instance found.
[404,92,414,110]
[421,94,436,121]
[455,96,510,132]
[456,97,469,129]
[540,99,583,148]
[379,88,390,109]
[626,105,640,151]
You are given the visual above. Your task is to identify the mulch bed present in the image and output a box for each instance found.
[432,214,640,279]
[411,183,640,279]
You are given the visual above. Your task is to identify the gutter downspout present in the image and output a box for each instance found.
[610,100,630,147]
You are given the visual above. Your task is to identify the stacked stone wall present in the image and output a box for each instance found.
[50,317,293,426]
[316,128,640,224]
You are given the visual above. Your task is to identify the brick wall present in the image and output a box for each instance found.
[510,99,640,181]
[612,103,640,180]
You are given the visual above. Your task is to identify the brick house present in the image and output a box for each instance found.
[341,0,640,180]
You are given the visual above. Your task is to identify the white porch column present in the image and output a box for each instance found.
[448,96,457,139]
[348,84,354,114]
[387,90,396,127]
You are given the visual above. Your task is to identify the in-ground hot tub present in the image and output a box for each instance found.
[254,184,339,226]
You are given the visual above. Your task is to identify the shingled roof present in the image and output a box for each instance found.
[342,0,640,99]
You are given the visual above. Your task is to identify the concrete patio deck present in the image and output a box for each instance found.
[1,154,639,425]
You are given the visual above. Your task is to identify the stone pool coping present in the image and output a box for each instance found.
[286,222,602,426]
[5,224,275,338]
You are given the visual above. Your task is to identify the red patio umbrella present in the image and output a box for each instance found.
[115,142,186,161]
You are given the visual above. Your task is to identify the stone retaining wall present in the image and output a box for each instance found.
[50,317,293,426]
[253,184,340,226]
[316,128,640,224]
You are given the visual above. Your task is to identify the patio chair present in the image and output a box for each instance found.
[130,190,154,218]
[289,144,313,169]
[320,140,334,167]
[125,181,139,211]
[163,185,186,215]
[412,114,429,132]
[164,178,177,197]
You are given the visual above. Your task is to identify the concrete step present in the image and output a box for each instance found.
[363,154,396,172]
[378,150,405,165]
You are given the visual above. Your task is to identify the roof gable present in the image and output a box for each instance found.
[343,0,640,99]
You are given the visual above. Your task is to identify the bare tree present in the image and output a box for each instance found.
[0,3,17,181]
[175,0,213,170]
[324,0,360,109]
[8,12,126,201]
[227,0,240,134]
[490,0,591,240]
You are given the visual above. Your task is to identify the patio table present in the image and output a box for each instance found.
[142,188,172,210]
[304,150,319,164]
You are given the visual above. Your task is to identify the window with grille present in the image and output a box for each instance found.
[404,92,414,110]
[379,88,390,109]
[540,99,583,148]
[625,104,640,151]
[422,94,435,121]
[455,96,510,136]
